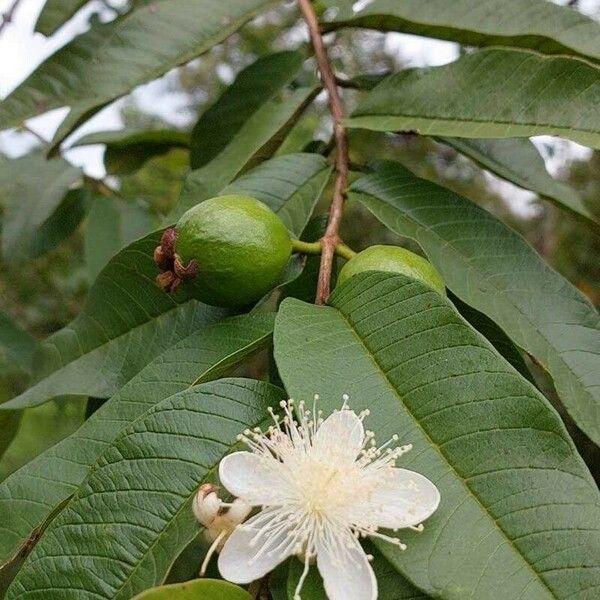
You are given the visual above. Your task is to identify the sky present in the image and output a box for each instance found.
[0,0,597,213]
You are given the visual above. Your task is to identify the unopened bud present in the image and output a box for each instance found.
[192,484,221,527]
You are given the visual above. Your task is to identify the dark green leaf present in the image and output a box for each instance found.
[0,230,228,410]
[349,162,600,444]
[73,129,191,175]
[191,51,304,169]
[0,314,273,569]
[0,153,82,261]
[84,196,155,280]
[6,379,284,599]
[325,0,600,64]
[439,137,597,224]
[172,88,319,220]
[132,579,252,600]
[348,48,600,149]
[274,273,600,599]
[35,0,89,36]
[0,0,279,145]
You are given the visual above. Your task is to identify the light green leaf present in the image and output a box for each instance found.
[325,0,600,64]
[6,379,284,600]
[274,273,600,600]
[0,153,83,261]
[132,579,252,600]
[223,153,331,237]
[439,137,597,224]
[0,398,86,481]
[0,0,279,145]
[0,230,228,410]
[0,314,273,570]
[347,48,600,149]
[72,129,191,175]
[0,313,38,377]
[35,0,89,35]
[84,196,155,280]
[191,51,304,169]
[349,162,600,444]
[172,88,319,220]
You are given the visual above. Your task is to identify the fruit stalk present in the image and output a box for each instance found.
[297,0,350,304]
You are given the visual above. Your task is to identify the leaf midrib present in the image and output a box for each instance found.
[333,306,558,598]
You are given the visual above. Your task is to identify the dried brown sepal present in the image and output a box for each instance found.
[153,245,172,271]
[160,227,177,258]
[156,270,178,292]
[174,254,199,280]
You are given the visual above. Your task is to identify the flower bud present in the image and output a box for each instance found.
[192,484,221,527]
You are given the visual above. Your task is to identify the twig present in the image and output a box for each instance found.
[0,0,21,35]
[297,0,350,304]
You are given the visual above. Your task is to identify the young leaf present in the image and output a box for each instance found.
[5,379,285,600]
[274,272,600,600]
[0,0,279,144]
[349,162,600,445]
[324,0,600,64]
[0,231,228,411]
[131,579,252,600]
[72,129,191,175]
[0,153,83,262]
[191,51,305,169]
[347,48,600,149]
[0,315,274,570]
[172,88,320,220]
[438,137,597,225]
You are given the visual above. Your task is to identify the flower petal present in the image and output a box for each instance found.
[366,467,440,528]
[218,511,296,584]
[316,531,377,600]
[314,408,364,458]
[219,451,286,505]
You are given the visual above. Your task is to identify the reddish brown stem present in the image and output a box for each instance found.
[297,0,350,305]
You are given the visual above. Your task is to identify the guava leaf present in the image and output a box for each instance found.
[349,161,600,445]
[0,313,38,378]
[84,196,156,280]
[35,0,90,36]
[5,379,284,600]
[131,579,252,600]
[439,137,597,225]
[0,0,279,146]
[274,272,600,599]
[172,88,320,220]
[72,129,191,175]
[0,153,83,261]
[347,48,600,149]
[324,0,600,64]
[191,51,305,169]
[0,314,273,573]
[222,153,331,237]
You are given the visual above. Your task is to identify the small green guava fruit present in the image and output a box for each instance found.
[171,195,292,307]
[338,245,446,295]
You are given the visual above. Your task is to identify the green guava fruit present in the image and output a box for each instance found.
[173,195,292,307]
[338,245,445,295]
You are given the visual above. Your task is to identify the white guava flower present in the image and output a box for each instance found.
[215,396,440,600]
